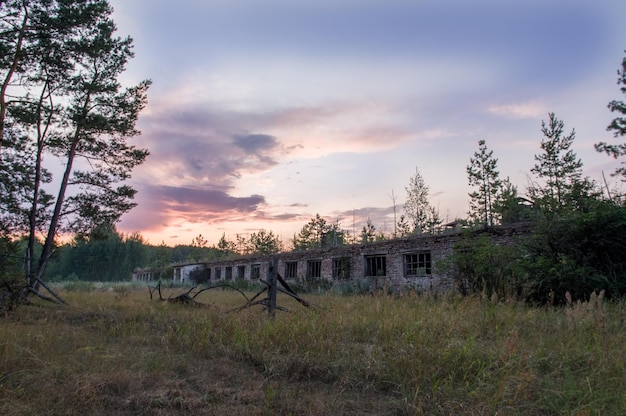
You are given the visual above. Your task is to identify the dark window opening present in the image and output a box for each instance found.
[236,265,245,279]
[225,266,233,280]
[307,260,322,278]
[189,267,210,284]
[215,267,222,280]
[332,258,350,279]
[365,255,386,277]
[251,264,261,280]
[404,252,432,276]
[285,262,298,278]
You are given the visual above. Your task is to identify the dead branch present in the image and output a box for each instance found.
[148,282,211,307]
[230,297,290,314]
[277,273,311,307]
[30,276,66,305]
[228,273,315,314]
[147,274,314,316]
[193,283,251,302]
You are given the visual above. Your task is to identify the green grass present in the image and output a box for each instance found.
[1,286,625,415]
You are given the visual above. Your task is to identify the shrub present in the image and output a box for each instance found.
[519,200,626,304]
[0,238,26,313]
[443,200,626,305]
[439,231,524,300]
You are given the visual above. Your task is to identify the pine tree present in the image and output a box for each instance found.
[360,218,376,243]
[292,214,333,250]
[495,177,533,224]
[249,229,282,255]
[0,1,150,303]
[529,113,584,213]
[466,140,502,227]
[404,167,431,234]
[396,214,411,238]
[595,50,626,178]
[426,205,443,234]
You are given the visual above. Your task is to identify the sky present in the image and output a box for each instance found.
[109,0,626,247]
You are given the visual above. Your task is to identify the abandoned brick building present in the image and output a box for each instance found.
[132,224,531,292]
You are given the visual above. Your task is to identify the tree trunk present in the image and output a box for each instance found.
[0,5,28,154]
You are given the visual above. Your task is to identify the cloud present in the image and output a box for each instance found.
[487,102,546,119]
[120,184,266,231]
[134,105,291,188]
[124,91,424,239]
[233,134,278,153]
[157,186,264,211]
[137,91,421,178]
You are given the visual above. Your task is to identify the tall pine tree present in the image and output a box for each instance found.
[0,1,150,302]
[467,140,502,227]
[596,50,626,179]
[404,167,432,234]
[529,113,587,213]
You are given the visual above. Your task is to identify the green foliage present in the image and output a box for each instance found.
[404,167,431,233]
[216,232,236,256]
[529,113,590,213]
[494,178,537,224]
[191,234,208,248]
[596,50,626,178]
[402,167,442,235]
[0,131,54,234]
[44,227,150,281]
[0,237,26,312]
[396,214,411,238]
[446,114,624,305]
[444,199,626,305]
[248,229,282,255]
[439,232,523,299]
[467,139,503,227]
[168,242,224,263]
[520,199,626,304]
[359,217,377,243]
[292,214,344,251]
[0,0,150,288]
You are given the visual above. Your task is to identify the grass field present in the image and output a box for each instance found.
[1,284,625,415]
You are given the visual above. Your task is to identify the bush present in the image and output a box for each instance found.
[519,200,626,304]
[443,200,626,305]
[0,238,26,313]
[439,231,524,300]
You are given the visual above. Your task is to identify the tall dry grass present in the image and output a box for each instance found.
[1,286,625,415]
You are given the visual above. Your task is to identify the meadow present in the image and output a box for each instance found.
[1,284,624,415]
